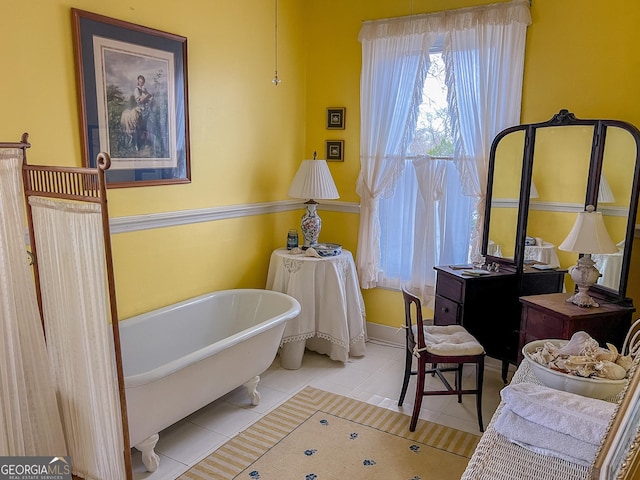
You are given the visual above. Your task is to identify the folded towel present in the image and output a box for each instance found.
[500,382,614,445]
[494,406,599,466]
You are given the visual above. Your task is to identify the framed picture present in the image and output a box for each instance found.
[72,9,191,188]
[326,107,345,130]
[326,140,344,162]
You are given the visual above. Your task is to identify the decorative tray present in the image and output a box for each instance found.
[314,243,342,257]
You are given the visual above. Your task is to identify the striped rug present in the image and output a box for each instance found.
[179,386,480,480]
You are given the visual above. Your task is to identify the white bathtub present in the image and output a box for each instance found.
[119,289,300,471]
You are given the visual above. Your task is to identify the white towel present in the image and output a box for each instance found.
[494,407,599,466]
[500,382,614,445]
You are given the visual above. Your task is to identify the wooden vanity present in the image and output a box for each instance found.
[434,264,565,382]
[435,110,640,384]
[518,292,636,362]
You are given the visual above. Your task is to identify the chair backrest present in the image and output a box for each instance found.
[401,285,427,352]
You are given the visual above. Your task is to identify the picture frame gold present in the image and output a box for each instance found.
[326,140,344,162]
[326,107,346,130]
[72,8,191,188]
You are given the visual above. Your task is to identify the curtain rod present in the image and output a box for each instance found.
[362,0,530,24]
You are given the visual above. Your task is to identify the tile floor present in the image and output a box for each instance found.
[131,340,514,479]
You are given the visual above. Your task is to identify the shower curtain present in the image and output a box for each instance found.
[0,147,66,455]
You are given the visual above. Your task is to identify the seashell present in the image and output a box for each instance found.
[527,335,634,382]
[540,342,560,356]
[616,355,634,372]
[594,347,617,363]
[573,364,597,378]
[304,247,322,258]
[594,360,627,380]
[564,355,597,366]
[606,343,620,357]
[550,357,574,373]
[557,331,599,356]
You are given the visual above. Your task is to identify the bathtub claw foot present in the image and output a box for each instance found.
[244,375,261,406]
[135,433,160,472]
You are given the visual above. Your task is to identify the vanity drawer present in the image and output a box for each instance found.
[434,295,461,325]
[435,273,464,303]
[521,306,563,339]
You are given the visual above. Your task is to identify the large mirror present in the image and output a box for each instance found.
[483,110,640,479]
[485,129,525,263]
[483,110,640,305]
[591,125,638,297]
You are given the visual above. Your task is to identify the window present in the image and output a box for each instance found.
[377,52,475,293]
[356,1,530,303]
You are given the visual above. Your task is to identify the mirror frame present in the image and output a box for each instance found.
[482,109,640,304]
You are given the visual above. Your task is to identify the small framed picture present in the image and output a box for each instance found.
[326,140,344,162]
[326,107,345,130]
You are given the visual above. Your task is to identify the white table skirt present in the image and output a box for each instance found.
[524,241,560,268]
[593,250,623,290]
[266,248,367,369]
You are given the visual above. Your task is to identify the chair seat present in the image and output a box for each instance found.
[420,325,485,356]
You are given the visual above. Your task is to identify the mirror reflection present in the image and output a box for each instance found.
[592,126,636,292]
[480,111,640,479]
[484,112,640,304]
[487,129,524,262]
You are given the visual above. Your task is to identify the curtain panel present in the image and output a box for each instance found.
[0,149,66,456]
[357,0,531,290]
[30,197,127,479]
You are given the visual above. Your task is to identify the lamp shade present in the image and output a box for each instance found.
[288,159,339,200]
[530,180,539,199]
[558,205,618,254]
[597,174,615,204]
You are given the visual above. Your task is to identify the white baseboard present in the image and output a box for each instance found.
[366,322,404,347]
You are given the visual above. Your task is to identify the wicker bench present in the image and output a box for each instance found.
[461,360,618,480]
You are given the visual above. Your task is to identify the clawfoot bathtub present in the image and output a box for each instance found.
[119,289,300,471]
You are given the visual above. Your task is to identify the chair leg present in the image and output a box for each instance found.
[501,359,509,384]
[410,359,426,432]
[457,364,463,403]
[476,357,485,432]
[398,348,412,406]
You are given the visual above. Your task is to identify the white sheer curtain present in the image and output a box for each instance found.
[357,0,531,295]
[0,148,67,456]
[445,0,531,261]
[356,21,437,288]
[30,197,126,479]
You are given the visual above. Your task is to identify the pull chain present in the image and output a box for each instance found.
[272,0,281,86]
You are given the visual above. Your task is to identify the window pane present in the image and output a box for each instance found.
[408,53,453,157]
[377,51,476,290]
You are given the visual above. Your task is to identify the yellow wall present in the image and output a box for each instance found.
[2,0,310,318]
[304,0,640,327]
[2,0,640,326]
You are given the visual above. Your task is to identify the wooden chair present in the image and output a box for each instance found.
[398,285,486,432]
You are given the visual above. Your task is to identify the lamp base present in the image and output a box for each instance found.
[566,253,601,308]
[300,200,321,248]
[566,286,600,308]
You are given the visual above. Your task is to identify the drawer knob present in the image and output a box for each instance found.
[443,307,449,313]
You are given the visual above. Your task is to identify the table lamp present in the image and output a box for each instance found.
[558,205,618,307]
[288,151,339,248]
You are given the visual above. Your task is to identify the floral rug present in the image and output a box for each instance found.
[178,386,480,480]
